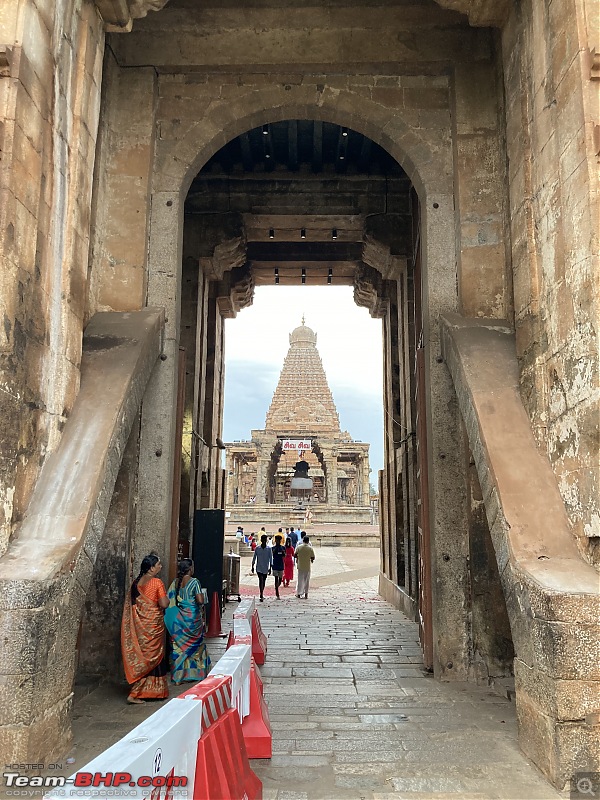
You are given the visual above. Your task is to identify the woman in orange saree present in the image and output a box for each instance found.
[121,554,170,704]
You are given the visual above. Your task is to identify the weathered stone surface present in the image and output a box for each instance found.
[0,310,163,759]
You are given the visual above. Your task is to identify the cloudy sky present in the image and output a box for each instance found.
[222,285,385,479]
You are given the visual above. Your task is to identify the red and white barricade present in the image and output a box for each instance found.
[226,616,252,650]
[222,631,272,758]
[48,652,262,799]
[234,597,267,664]
[179,675,261,799]
[210,643,252,721]
[46,697,200,799]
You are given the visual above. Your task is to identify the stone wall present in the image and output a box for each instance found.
[0,0,105,557]
[501,0,600,556]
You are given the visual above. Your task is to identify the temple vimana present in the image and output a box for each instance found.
[0,0,598,791]
[225,320,372,528]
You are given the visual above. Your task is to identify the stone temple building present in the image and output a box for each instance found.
[225,320,371,528]
[0,0,598,790]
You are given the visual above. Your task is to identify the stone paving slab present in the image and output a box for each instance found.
[64,547,565,800]
[239,548,564,799]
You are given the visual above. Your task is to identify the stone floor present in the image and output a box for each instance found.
[65,546,565,800]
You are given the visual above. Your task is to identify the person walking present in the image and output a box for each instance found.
[294,535,315,599]
[251,534,272,602]
[283,536,295,587]
[121,553,169,704]
[271,534,287,599]
[164,559,211,685]
[289,526,299,550]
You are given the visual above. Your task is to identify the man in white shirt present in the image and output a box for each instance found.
[294,535,315,599]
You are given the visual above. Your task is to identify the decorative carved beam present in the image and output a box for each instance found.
[354,264,389,319]
[362,235,407,281]
[216,265,255,319]
[95,0,171,31]
[431,0,510,27]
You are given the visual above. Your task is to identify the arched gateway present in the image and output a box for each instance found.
[0,0,598,791]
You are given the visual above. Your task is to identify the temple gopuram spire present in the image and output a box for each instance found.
[225,320,371,527]
[265,320,341,433]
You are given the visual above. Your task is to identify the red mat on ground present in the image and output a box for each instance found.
[240,582,296,597]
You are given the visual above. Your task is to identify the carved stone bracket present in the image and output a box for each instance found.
[432,0,510,27]
[215,264,255,319]
[354,264,389,319]
[200,235,248,283]
[591,49,600,81]
[362,235,406,281]
[96,0,171,31]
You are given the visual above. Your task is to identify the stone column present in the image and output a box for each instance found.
[324,448,338,505]
[361,456,371,506]
[135,190,183,569]
[255,458,269,503]
[422,194,470,681]
[225,451,235,506]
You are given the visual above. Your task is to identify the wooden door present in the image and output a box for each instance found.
[412,196,433,670]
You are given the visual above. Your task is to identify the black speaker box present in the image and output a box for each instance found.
[192,509,225,614]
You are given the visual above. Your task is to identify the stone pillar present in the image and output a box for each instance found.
[382,306,398,584]
[135,191,183,569]
[361,456,371,507]
[225,451,235,506]
[422,194,470,681]
[324,448,338,505]
[191,274,209,519]
[255,457,269,504]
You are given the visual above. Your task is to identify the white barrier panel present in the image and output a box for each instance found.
[46,697,200,800]
[233,597,255,620]
[234,616,252,639]
[210,643,252,721]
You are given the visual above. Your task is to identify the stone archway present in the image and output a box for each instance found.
[138,85,471,688]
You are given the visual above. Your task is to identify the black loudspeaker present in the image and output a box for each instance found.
[192,509,225,614]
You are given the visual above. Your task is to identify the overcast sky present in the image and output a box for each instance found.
[222,285,385,479]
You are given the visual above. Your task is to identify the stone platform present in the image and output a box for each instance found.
[226,501,373,527]
[226,521,380,547]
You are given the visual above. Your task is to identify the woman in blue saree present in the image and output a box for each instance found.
[164,559,211,684]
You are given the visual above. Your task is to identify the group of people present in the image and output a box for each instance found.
[120,525,316,704]
[251,527,315,601]
[121,554,211,704]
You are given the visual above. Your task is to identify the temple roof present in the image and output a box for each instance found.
[264,320,341,434]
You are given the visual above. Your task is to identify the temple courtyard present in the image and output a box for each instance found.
[63,546,566,800]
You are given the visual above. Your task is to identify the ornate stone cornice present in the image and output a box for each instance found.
[200,235,248,283]
[95,0,171,31]
[362,235,406,281]
[353,264,389,320]
[432,0,510,27]
[215,264,255,319]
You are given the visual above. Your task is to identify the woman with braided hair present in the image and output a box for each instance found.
[164,559,211,685]
[121,553,169,704]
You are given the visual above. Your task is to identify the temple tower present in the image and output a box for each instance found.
[225,320,372,528]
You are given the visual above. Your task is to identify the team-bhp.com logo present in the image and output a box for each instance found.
[3,769,187,797]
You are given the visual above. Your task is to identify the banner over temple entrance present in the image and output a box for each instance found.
[282,439,311,452]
